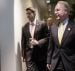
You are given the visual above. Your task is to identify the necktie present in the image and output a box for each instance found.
[58,23,65,44]
[31,23,34,26]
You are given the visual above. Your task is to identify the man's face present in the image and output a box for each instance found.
[26,10,35,22]
[47,18,52,26]
[54,3,68,21]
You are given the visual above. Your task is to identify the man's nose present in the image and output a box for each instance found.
[54,11,57,14]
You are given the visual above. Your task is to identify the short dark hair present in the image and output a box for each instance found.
[26,7,35,13]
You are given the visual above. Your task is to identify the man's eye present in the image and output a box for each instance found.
[55,9,59,11]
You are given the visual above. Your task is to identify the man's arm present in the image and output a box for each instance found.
[47,29,54,70]
[38,22,49,46]
[30,22,49,47]
[21,27,26,61]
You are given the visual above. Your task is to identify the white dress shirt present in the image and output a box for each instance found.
[29,18,36,38]
[58,18,69,44]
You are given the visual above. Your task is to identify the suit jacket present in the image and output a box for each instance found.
[47,19,75,71]
[21,20,48,62]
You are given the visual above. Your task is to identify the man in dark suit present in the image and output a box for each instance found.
[21,7,48,71]
[47,17,53,30]
[47,1,75,71]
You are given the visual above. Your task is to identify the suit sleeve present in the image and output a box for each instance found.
[38,22,49,46]
[47,29,54,64]
[21,27,26,59]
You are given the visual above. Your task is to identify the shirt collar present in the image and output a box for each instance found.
[30,18,36,25]
[62,18,69,25]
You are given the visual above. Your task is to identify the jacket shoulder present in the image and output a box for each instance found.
[22,22,29,29]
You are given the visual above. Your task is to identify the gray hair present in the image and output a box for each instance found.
[57,1,71,13]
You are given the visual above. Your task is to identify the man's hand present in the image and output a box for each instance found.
[47,64,51,70]
[30,38,39,46]
[21,57,25,62]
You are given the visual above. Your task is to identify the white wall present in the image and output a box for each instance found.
[0,0,16,71]
[0,0,22,71]
[14,0,23,71]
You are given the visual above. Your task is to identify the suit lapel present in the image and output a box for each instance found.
[52,20,73,47]
[34,20,40,38]
[61,20,73,45]
[26,23,31,38]
[52,24,59,46]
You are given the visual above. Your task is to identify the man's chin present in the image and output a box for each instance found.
[55,17,60,23]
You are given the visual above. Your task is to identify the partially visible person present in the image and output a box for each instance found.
[47,17,53,29]
[47,1,75,71]
[21,7,49,71]
[46,17,53,36]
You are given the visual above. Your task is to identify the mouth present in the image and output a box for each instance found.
[56,16,60,20]
[55,16,61,23]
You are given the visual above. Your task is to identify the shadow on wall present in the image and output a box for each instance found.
[16,42,22,71]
